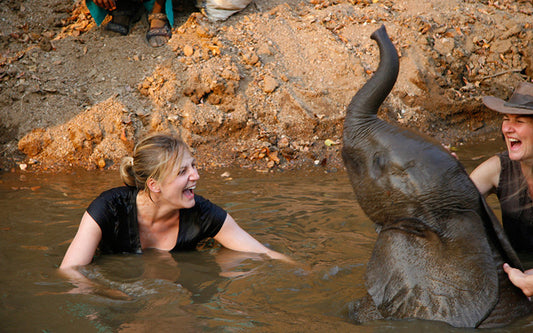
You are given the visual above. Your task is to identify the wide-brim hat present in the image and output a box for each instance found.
[482,82,533,115]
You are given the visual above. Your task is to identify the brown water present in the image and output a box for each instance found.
[2,141,533,332]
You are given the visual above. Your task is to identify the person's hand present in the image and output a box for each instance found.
[265,249,297,264]
[441,143,458,159]
[93,0,116,11]
[503,263,533,297]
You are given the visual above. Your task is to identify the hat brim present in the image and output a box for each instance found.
[483,96,533,115]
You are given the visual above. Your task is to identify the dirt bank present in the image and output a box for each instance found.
[1,0,532,173]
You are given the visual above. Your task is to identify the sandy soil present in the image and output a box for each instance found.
[1,0,532,172]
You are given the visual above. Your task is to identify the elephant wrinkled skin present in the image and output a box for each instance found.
[342,25,532,328]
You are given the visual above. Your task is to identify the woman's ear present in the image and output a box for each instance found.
[146,177,161,193]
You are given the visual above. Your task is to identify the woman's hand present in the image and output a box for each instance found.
[503,263,533,297]
[58,266,130,300]
[441,143,458,159]
[93,0,117,11]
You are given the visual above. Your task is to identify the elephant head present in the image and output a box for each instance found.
[342,25,532,328]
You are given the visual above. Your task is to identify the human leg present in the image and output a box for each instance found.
[105,0,143,36]
[146,0,172,47]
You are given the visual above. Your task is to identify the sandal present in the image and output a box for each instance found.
[146,12,172,48]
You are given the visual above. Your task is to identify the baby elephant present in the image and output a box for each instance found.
[342,25,532,328]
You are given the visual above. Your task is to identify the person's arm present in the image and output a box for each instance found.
[470,155,501,196]
[60,211,102,269]
[214,214,293,262]
[503,263,533,297]
[58,212,129,298]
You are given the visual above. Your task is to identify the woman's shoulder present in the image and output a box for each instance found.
[87,186,138,224]
[182,194,227,220]
[89,186,137,209]
[473,154,502,173]
[189,194,218,213]
[97,186,137,198]
[470,154,502,196]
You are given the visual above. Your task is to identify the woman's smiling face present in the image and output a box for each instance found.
[157,150,199,209]
[502,114,533,163]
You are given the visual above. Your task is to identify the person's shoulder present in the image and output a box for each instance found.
[99,186,135,195]
[486,154,503,165]
[190,194,215,211]
[96,186,137,201]
[497,150,509,160]
[88,186,137,216]
[193,193,207,204]
[189,194,226,216]
[470,154,502,195]
[476,154,502,174]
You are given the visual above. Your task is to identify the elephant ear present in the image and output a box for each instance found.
[365,212,498,328]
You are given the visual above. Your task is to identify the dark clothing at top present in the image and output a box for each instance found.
[86,186,227,254]
[497,151,533,252]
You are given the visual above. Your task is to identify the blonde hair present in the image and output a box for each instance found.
[120,133,191,191]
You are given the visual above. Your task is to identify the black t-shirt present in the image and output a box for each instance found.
[86,186,227,254]
[497,151,533,252]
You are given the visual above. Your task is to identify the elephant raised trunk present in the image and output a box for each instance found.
[341,25,532,328]
[344,25,398,131]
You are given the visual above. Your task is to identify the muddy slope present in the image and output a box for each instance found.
[1,0,532,172]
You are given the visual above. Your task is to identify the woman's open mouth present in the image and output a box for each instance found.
[508,138,521,150]
[183,185,196,198]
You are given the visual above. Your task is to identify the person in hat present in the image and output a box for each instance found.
[60,133,291,293]
[470,81,533,296]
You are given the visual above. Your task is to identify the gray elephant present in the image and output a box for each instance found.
[342,25,532,328]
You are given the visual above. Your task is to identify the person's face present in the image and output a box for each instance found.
[157,150,200,209]
[501,114,533,163]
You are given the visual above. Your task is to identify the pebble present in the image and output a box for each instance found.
[243,51,259,65]
[97,158,106,168]
[278,136,290,148]
[183,45,194,57]
[262,76,278,93]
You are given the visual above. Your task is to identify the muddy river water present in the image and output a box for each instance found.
[2,141,533,332]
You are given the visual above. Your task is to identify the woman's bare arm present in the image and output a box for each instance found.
[214,214,293,263]
[470,155,501,196]
[60,211,102,269]
[59,212,129,298]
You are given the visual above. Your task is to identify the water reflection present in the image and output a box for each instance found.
[1,141,532,332]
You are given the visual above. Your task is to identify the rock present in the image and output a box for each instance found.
[97,158,106,168]
[278,136,290,148]
[491,39,513,54]
[262,76,278,93]
[183,45,194,56]
[242,51,259,65]
[434,38,455,56]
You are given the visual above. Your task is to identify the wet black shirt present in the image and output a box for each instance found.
[86,186,227,254]
[497,151,533,252]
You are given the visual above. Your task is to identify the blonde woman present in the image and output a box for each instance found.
[60,133,289,283]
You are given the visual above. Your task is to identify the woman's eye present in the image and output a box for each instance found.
[178,168,186,175]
